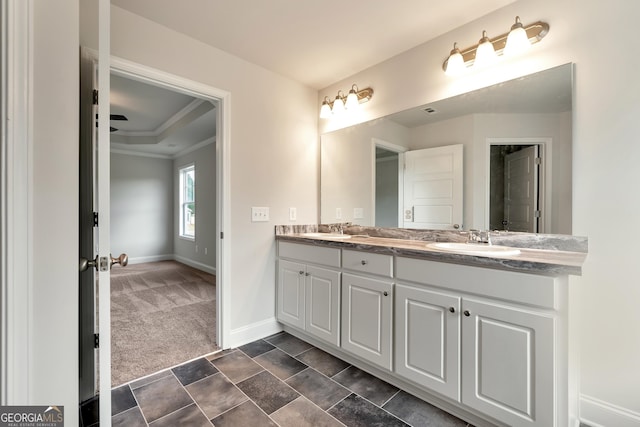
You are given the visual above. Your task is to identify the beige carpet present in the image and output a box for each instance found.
[110,260,218,386]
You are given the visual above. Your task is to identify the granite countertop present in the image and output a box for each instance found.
[276,230,587,277]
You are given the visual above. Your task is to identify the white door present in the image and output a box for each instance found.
[461,299,554,427]
[403,145,463,230]
[504,146,539,232]
[277,260,306,329]
[341,273,393,370]
[78,1,113,422]
[305,266,341,346]
[395,284,460,401]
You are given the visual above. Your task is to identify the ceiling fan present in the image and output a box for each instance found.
[109,114,128,132]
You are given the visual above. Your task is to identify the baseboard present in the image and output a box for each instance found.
[227,317,282,349]
[127,254,174,264]
[580,394,640,427]
[173,255,216,275]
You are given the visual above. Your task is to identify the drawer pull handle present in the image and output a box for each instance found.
[449,307,455,313]
[383,291,388,296]
[361,260,368,265]
[463,310,471,317]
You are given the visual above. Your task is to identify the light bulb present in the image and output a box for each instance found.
[474,30,497,68]
[332,95,345,115]
[319,97,332,119]
[345,87,359,110]
[504,16,531,56]
[445,43,465,76]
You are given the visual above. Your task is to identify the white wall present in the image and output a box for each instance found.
[321,118,409,225]
[407,112,571,234]
[91,5,319,343]
[110,152,174,261]
[173,142,216,270]
[319,0,640,424]
[31,0,79,424]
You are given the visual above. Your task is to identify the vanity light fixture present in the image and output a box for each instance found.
[443,16,549,75]
[319,84,374,118]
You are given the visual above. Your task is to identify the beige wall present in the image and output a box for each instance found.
[319,0,640,424]
[32,0,79,424]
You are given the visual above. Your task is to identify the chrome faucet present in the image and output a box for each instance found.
[467,229,492,244]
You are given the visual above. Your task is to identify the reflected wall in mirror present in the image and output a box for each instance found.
[321,63,573,234]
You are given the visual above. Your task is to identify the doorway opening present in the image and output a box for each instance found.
[487,138,551,233]
[108,69,222,386]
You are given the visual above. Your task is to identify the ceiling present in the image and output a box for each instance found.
[109,0,519,155]
[111,0,516,90]
[110,74,217,157]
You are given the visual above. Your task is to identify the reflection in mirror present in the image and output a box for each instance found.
[321,63,573,234]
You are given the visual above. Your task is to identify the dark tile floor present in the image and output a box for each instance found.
[102,332,474,426]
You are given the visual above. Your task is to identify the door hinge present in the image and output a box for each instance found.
[534,210,541,218]
[94,333,99,348]
[93,212,99,227]
[534,157,542,165]
[92,89,99,105]
[220,232,224,239]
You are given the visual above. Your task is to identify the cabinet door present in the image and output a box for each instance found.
[341,273,393,370]
[277,260,305,329]
[305,266,341,346]
[462,299,554,427]
[395,284,460,401]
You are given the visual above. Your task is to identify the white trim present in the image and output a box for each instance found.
[173,255,216,276]
[109,148,172,160]
[0,0,33,404]
[174,136,215,158]
[580,394,640,427]
[108,55,232,351]
[228,317,282,348]
[485,137,553,233]
[126,255,174,265]
[97,1,112,422]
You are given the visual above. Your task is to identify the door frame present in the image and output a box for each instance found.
[0,0,33,404]
[485,137,552,233]
[109,55,232,351]
[371,138,406,227]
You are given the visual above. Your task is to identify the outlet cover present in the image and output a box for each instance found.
[251,206,270,222]
[335,207,342,220]
[353,208,364,219]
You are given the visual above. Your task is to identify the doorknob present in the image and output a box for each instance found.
[110,253,129,268]
[79,256,98,272]
[80,253,128,272]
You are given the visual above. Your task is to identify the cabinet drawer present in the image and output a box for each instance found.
[278,241,341,268]
[342,249,393,278]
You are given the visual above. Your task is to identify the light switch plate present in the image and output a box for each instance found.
[289,207,297,221]
[251,207,270,222]
[353,208,363,219]
[335,208,342,220]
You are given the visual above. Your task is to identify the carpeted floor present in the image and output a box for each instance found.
[110,260,218,386]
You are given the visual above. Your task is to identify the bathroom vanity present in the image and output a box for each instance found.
[275,227,586,427]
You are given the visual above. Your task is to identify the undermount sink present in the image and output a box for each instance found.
[427,242,520,256]
[301,232,352,239]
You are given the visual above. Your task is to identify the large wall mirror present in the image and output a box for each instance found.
[321,63,573,234]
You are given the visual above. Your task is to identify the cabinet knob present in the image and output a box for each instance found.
[299,271,304,275]
[449,307,455,313]
[305,272,311,276]
[463,310,471,317]
[361,260,368,265]
[383,291,388,296]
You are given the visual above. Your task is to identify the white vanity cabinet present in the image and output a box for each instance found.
[277,242,341,346]
[395,256,560,427]
[340,249,394,370]
[395,283,461,401]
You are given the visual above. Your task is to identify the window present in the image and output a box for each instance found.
[179,164,195,239]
